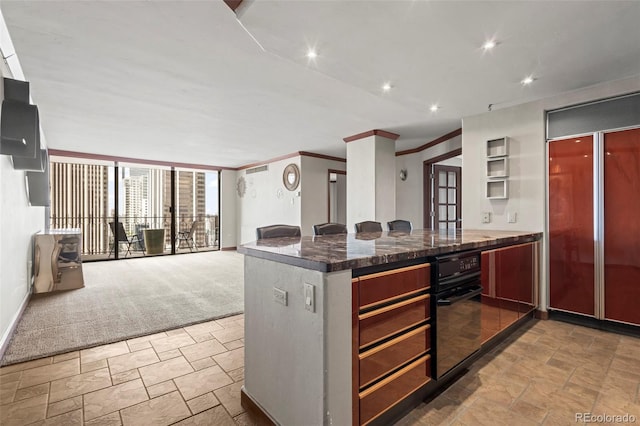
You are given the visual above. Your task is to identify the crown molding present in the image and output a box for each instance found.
[396,128,462,156]
[343,129,400,143]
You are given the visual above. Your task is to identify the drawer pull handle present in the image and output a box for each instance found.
[359,294,429,320]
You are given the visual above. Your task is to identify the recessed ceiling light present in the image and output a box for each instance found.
[306,49,318,59]
[430,104,440,112]
[521,76,535,85]
[382,82,392,92]
[482,40,496,50]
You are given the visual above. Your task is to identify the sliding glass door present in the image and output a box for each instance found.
[49,159,115,261]
[49,156,220,260]
[117,164,172,257]
[175,169,219,252]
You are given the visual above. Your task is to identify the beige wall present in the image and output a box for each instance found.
[235,154,347,244]
[346,135,396,231]
[300,156,346,236]
[219,169,237,248]
[395,135,462,229]
[235,157,302,245]
[346,139,376,230]
[0,15,46,353]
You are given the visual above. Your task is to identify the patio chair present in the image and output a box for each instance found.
[109,221,144,258]
[177,221,198,252]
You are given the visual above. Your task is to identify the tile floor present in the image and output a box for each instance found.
[1,317,639,425]
[397,319,640,425]
[0,314,252,426]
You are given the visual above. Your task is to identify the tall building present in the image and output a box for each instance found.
[148,169,166,229]
[49,161,110,255]
[122,173,147,234]
[164,171,208,248]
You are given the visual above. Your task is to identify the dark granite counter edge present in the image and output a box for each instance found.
[238,232,543,273]
[237,246,332,272]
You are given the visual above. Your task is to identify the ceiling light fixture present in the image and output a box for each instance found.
[482,40,496,50]
[306,49,318,59]
[430,104,440,112]
[521,75,535,85]
[382,82,392,92]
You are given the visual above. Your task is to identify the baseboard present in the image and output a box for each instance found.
[549,310,640,338]
[535,309,549,320]
[0,290,31,361]
[240,386,277,426]
[221,246,237,251]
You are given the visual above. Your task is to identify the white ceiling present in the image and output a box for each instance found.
[2,1,639,168]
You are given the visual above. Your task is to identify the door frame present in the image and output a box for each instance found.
[327,169,347,222]
[423,148,462,230]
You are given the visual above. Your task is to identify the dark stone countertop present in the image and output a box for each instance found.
[238,229,543,272]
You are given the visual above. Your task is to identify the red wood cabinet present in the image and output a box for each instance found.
[495,243,534,305]
[481,242,538,343]
[352,263,431,426]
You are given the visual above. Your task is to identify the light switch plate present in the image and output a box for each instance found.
[304,283,315,313]
[508,212,517,223]
[482,212,491,223]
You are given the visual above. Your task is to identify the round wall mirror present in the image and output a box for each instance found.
[283,163,300,191]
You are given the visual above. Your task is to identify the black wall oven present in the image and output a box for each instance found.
[432,250,482,379]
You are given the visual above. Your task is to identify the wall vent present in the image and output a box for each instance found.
[246,165,268,174]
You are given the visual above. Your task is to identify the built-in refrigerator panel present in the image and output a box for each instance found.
[603,127,640,325]
[547,93,640,327]
[548,135,595,316]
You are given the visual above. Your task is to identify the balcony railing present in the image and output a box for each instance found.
[49,215,220,260]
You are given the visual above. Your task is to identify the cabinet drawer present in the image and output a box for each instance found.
[359,355,431,425]
[359,324,430,388]
[359,295,430,348]
[359,264,430,309]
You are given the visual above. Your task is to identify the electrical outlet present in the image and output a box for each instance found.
[482,212,491,223]
[508,212,517,223]
[273,287,287,306]
[304,283,315,313]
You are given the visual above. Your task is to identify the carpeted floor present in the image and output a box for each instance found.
[1,251,244,366]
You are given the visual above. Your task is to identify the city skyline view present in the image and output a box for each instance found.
[49,159,220,258]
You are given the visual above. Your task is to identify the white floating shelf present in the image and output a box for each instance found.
[486,179,508,199]
[487,157,509,178]
[486,137,509,157]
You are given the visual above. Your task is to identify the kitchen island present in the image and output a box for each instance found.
[238,229,542,426]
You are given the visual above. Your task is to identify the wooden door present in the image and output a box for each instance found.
[604,127,640,325]
[433,165,461,231]
[548,136,595,316]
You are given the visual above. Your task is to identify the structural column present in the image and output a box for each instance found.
[344,129,399,231]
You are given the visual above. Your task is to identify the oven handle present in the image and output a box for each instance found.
[438,271,481,287]
[437,287,483,306]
